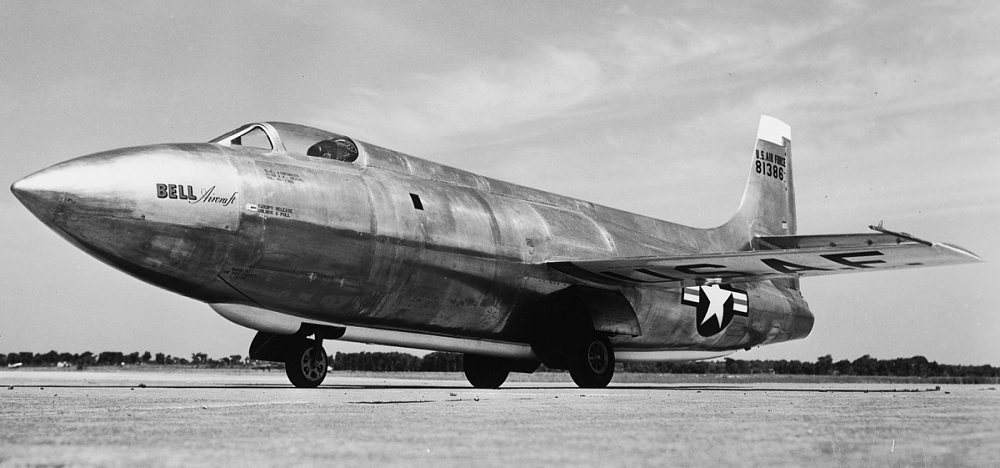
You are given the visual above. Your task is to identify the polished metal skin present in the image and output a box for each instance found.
[11,117,981,388]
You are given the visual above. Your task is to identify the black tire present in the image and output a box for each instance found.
[568,334,615,388]
[285,340,328,388]
[463,354,510,389]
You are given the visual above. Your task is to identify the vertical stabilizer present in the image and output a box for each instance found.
[722,115,796,244]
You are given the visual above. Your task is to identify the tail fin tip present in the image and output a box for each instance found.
[758,115,791,146]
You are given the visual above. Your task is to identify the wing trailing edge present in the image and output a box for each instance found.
[549,227,982,288]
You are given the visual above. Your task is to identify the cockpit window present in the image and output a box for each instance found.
[306,138,358,162]
[212,122,360,163]
[211,124,274,151]
[266,122,359,163]
[232,127,272,150]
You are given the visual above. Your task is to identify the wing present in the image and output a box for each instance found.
[549,227,982,288]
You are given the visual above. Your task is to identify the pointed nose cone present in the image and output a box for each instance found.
[10,153,153,246]
[11,167,67,224]
[11,155,137,229]
[11,145,244,301]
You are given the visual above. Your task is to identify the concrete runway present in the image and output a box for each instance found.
[1,370,998,467]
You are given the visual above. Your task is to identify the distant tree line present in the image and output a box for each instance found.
[3,351,997,378]
[1,350,249,369]
[622,354,1000,379]
[0,350,462,371]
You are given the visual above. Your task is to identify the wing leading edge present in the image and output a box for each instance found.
[549,227,982,288]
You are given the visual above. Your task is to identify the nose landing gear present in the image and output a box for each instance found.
[284,339,328,388]
[248,331,330,388]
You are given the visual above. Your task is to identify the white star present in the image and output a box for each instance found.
[700,285,734,328]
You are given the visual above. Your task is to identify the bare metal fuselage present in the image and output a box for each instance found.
[13,124,812,362]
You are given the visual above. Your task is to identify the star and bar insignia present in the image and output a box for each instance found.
[681,285,749,337]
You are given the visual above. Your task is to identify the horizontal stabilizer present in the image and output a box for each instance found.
[549,229,982,288]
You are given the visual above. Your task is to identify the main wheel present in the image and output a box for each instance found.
[463,354,510,389]
[285,340,328,388]
[568,334,614,388]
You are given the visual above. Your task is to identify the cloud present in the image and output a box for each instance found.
[310,22,751,149]
[307,2,1000,223]
[310,14,825,149]
[615,5,635,17]
[315,46,605,149]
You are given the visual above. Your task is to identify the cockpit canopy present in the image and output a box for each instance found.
[211,122,358,162]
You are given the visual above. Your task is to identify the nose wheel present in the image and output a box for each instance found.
[285,339,328,388]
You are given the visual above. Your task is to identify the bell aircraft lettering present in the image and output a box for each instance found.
[156,183,197,200]
[11,116,981,389]
[155,183,238,207]
[195,186,238,206]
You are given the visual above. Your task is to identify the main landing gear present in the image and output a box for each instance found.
[567,333,615,388]
[463,354,511,389]
[462,332,616,389]
[462,353,542,389]
[516,298,619,389]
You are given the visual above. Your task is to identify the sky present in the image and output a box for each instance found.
[1,1,997,364]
